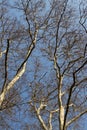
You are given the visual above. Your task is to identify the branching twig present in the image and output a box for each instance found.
[0,23,38,107]
[63,59,87,130]
[66,109,87,127]
[34,102,48,130]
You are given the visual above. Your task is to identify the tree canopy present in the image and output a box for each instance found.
[0,0,87,130]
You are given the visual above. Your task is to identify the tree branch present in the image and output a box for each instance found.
[63,59,87,130]
[34,103,48,130]
[0,63,26,106]
[66,109,87,127]
[0,24,38,107]
[1,39,10,93]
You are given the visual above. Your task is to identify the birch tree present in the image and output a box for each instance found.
[0,0,87,130]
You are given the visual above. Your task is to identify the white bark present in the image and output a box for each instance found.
[35,103,48,130]
[0,25,38,108]
[0,63,26,106]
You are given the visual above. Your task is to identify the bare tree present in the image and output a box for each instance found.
[0,0,87,130]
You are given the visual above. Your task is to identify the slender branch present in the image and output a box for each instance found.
[0,24,38,107]
[79,19,87,33]
[0,100,32,112]
[79,2,87,33]
[21,0,33,40]
[1,39,10,92]
[53,1,68,130]
[75,59,87,73]
[16,24,38,74]
[0,50,6,58]
[62,57,83,75]
[55,0,68,54]
[63,59,87,130]
[66,109,87,127]
[38,72,47,82]
[34,103,48,130]
[49,112,52,130]
[0,63,26,107]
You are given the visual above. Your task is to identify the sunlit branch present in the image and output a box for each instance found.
[34,102,48,130]
[0,22,38,107]
[0,63,26,107]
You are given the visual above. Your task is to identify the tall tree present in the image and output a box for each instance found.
[0,0,87,130]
